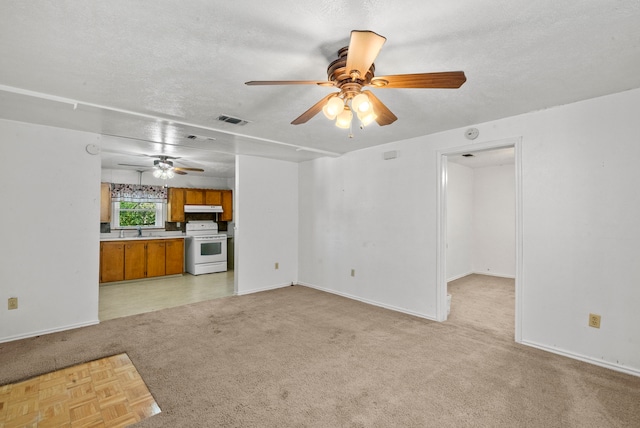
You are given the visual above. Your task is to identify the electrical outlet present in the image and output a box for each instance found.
[8,297,18,310]
[275,262,279,270]
[351,269,355,277]
[588,313,601,329]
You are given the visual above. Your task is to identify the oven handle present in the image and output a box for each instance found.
[192,236,226,241]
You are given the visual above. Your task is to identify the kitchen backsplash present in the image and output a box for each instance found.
[101,214,227,234]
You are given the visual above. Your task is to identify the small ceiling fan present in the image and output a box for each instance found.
[118,155,204,179]
[246,30,466,129]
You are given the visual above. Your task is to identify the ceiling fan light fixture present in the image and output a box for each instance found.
[351,93,371,113]
[358,110,377,127]
[322,104,337,120]
[323,96,344,120]
[153,168,175,179]
[335,106,353,129]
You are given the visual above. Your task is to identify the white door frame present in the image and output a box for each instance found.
[436,137,523,342]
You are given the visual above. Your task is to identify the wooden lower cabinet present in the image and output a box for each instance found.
[165,239,184,275]
[146,241,166,278]
[124,241,146,280]
[100,242,124,283]
[100,238,184,283]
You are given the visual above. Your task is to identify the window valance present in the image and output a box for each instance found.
[110,183,167,202]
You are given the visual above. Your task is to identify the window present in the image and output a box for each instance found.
[112,201,164,229]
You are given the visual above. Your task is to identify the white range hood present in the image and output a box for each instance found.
[184,205,223,213]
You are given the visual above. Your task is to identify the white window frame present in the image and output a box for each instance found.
[111,201,165,229]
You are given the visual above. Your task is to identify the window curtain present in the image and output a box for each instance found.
[110,183,167,202]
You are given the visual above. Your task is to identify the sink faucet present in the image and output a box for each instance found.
[137,226,142,237]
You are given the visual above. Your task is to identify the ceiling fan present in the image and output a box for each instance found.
[246,30,466,130]
[118,155,204,179]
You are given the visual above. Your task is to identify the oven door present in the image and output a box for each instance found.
[192,236,227,264]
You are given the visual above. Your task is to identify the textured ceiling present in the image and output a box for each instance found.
[1,0,639,178]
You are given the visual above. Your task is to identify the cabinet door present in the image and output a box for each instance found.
[100,183,111,223]
[100,242,124,283]
[146,241,166,278]
[124,241,146,280]
[205,190,222,205]
[167,188,185,222]
[165,239,184,275]
[185,189,204,205]
[221,190,233,221]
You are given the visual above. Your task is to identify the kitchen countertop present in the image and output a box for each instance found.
[100,233,186,242]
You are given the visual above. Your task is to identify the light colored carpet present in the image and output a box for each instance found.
[1,280,639,427]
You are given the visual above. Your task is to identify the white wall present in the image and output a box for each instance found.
[472,164,515,277]
[446,162,474,280]
[235,155,298,294]
[299,148,437,318]
[298,88,640,375]
[0,120,101,342]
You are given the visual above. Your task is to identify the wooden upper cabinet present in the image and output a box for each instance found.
[167,188,185,222]
[185,189,204,205]
[100,183,111,223]
[124,241,146,280]
[221,190,233,221]
[205,190,222,205]
[167,187,232,222]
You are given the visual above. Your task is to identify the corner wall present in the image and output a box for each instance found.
[472,164,516,277]
[0,119,101,342]
[235,155,298,295]
[298,88,640,374]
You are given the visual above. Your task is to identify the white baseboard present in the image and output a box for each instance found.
[472,271,516,279]
[0,319,100,344]
[447,271,515,282]
[236,282,292,296]
[521,339,640,378]
[297,282,437,321]
[447,271,474,282]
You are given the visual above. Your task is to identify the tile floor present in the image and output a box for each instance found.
[99,270,235,321]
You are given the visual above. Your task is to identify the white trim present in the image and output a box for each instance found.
[446,271,474,282]
[0,84,341,157]
[436,137,523,341]
[447,271,516,282]
[0,320,99,344]
[111,201,164,229]
[522,340,640,378]
[236,282,291,296]
[298,282,437,321]
[472,271,516,279]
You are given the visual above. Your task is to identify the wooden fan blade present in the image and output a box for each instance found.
[174,167,204,172]
[291,93,340,125]
[173,170,188,175]
[245,80,332,86]
[345,30,386,80]
[371,71,466,89]
[363,91,398,126]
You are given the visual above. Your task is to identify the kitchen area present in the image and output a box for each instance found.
[99,184,235,320]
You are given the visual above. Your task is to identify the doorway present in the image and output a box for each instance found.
[436,137,523,342]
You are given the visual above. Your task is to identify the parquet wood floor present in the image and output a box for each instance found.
[0,353,160,428]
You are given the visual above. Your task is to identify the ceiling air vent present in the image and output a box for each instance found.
[185,134,216,142]
[216,114,250,126]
